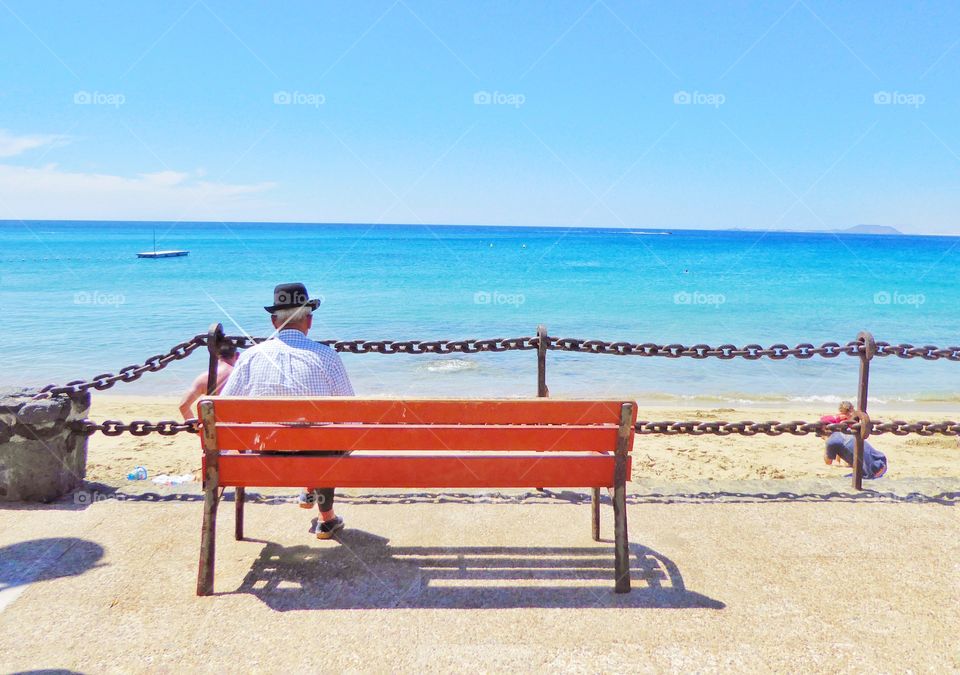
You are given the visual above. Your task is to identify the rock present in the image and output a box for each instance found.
[17,398,69,425]
[0,387,33,417]
[0,388,90,502]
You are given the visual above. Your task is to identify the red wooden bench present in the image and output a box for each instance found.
[196,397,637,596]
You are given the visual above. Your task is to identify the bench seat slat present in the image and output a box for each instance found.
[211,398,627,426]
[214,424,620,452]
[215,453,629,488]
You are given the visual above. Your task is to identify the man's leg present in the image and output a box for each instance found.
[312,487,344,539]
[299,450,346,511]
[303,452,347,538]
[315,487,336,521]
[298,488,318,509]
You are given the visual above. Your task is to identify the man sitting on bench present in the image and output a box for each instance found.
[220,282,354,539]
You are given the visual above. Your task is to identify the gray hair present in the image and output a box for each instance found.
[272,306,313,326]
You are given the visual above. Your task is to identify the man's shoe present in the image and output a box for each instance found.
[298,490,317,509]
[316,516,345,540]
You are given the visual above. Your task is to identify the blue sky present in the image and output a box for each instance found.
[1,1,958,233]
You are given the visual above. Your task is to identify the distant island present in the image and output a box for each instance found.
[833,224,903,235]
[728,224,905,235]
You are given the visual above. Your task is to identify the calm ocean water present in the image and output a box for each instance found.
[1,221,958,409]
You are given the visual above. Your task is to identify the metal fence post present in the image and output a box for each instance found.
[205,323,244,537]
[537,324,549,398]
[535,324,550,494]
[853,331,876,490]
[206,323,224,396]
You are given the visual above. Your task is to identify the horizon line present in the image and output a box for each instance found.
[0,218,949,236]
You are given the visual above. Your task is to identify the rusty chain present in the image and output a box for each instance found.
[635,420,960,436]
[545,338,960,360]
[229,335,540,354]
[36,332,960,399]
[67,417,960,438]
[38,335,542,398]
[231,335,960,360]
[70,418,200,436]
[35,335,206,398]
[36,329,960,445]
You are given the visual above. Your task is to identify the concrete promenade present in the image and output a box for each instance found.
[1,479,957,672]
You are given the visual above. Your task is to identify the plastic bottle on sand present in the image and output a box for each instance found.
[126,466,148,481]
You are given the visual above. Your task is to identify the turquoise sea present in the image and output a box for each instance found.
[1,221,958,409]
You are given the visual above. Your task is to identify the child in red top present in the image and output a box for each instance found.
[820,401,855,466]
[820,400,854,426]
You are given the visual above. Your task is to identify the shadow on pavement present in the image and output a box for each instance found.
[231,530,724,610]
[17,483,957,511]
[0,537,105,589]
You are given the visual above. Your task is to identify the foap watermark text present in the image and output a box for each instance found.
[74,90,125,107]
[474,90,525,108]
[74,490,132,505]
[874,291,925,307]
[74,291,126,307]
[673,290,725,307]
[873,91,925,108]
[474,290,525,307]
[274,90,326,108]
[674,90,725,108]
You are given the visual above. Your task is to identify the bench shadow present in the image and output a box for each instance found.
[0,538,105,589]
[230,529,724,611]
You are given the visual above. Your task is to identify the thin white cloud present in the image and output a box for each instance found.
[140,170,190,187]
[0,129,68,158]
[0,163,276,220]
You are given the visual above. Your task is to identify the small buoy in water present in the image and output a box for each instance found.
[489,243,494,247]
[522,244,527,248]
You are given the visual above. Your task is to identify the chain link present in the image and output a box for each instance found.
[546,338,960,360]
[635,420,960,436]
[70,418,200,436]
[68,416,960,438]
[34,330,960,440]
[36,335,206,398]
[229,335,541,354]
[229,334,960,360]
[36,333,960,401]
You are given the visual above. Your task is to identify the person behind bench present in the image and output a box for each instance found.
[178,342,239,419]
[220,282,355,539]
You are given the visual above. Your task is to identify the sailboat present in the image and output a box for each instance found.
[137,229,189,258]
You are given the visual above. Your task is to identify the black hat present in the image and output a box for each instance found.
[264,282,322,313]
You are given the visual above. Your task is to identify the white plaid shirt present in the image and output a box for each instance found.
[221,329,354,397]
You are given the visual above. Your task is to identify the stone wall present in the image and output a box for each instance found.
[0,387,91,502]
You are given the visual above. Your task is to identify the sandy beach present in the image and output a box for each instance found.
[86,395,960,486]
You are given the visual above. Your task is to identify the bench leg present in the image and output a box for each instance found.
[197,482,220,596]
[613,479,630,593]
[235,487,245,540]
[591,487,601,541]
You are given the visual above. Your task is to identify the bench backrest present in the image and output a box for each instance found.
[198,398,636,489]
[199,397,636,454]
